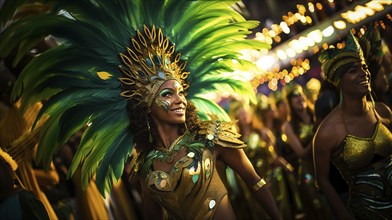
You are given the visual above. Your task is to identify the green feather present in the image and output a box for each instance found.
[190,97,231,122]
[96,130,134,196]
[3,0,268,196]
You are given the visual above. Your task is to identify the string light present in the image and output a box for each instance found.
[241,0,392,92]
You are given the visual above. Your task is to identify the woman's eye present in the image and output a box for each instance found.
[161,91,172,97]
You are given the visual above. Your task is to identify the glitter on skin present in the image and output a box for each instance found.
[155,97,171,112]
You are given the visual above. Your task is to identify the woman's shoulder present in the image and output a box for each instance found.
[374,101,392,125]
[314,107,346,144]
[198,120,246,149]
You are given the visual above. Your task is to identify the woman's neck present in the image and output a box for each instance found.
[341,95,368,117]
[155,124,180,149]
[295,108,311,123]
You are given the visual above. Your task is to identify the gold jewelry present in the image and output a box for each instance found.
[119,25,190,110]
[252,178,267,191]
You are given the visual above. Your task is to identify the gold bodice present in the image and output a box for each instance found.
[146,148,227,219]
[331,120,392,219]
[332,122,392,171]
[135,120,245,219]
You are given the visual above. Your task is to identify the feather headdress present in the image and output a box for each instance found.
[358,24,384,79]
[0,0,269,195]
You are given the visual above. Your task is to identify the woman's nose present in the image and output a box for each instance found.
[174,93,185,104]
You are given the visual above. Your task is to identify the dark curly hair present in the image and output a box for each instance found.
[128,99,201,153]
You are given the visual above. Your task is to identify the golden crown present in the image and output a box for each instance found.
[119,25,190,110]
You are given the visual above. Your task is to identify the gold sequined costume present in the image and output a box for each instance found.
[135,121,245,219]
[331,108,392,219]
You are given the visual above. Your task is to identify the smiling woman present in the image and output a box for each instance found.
[0,0,283,219]
[313,31,392,220]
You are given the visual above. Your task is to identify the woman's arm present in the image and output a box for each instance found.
[282,122,311,159]
[218,147,282,220]
[313,127,355,220]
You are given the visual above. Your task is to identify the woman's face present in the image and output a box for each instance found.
[289,92,307,111]
[341,62,370,96]
[151,80,187,125]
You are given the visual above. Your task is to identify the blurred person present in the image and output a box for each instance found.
[282,82,333,220]
[228,98,293,220]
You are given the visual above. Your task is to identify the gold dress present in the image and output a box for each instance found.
[331,114,392,219]
[137,121,245,219]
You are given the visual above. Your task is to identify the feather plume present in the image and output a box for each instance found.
[1,0,269,195]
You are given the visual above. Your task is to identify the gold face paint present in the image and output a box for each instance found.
[153,80,185,113]
[155,88,173,112]
[155,97,171,112]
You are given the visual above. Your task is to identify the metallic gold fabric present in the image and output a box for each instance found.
[146,148,227,219]
[332,122,392,219]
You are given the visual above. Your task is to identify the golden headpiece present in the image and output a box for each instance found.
[119,25,190,110]
[318,32,366,87]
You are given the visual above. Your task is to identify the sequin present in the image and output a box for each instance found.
[138,70,146,78]
[158,71,165,79]
[146,57,153,67]
[209,200,216,209]
[207,134,214,140]
[160,179,167,188]
[192,174,199,183]
[153,55,162,66]
[187,152,195,158]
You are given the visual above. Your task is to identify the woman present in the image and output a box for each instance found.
[1,0,281,219]
[314,31,392,219]
[282,83,332,220]
[130,80,281,219]
[228,96,295,220]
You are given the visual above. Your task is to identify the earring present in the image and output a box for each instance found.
[147,120,153,143]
